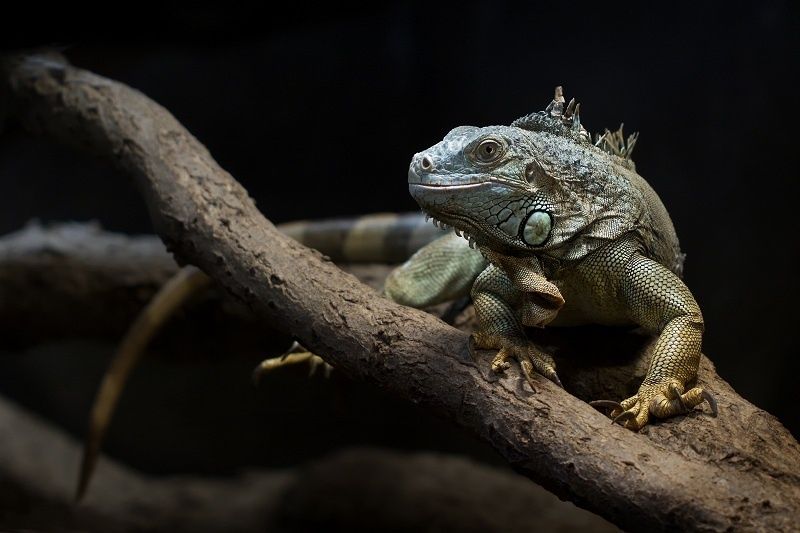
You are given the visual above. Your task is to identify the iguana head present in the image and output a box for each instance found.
[407,86,641,261]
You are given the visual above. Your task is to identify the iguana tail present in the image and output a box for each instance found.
[279,212,445,263]
[76,212,444,500]
[76,265,211,500]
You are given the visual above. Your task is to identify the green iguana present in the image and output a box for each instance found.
[77,86,715,499]
[401,86,715,432]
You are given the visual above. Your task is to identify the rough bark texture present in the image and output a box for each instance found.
[2,52,798,531]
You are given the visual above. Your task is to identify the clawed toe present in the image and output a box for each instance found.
[668,383,688,412]
[612,410,637,426]
[252,343,331,385]
[519,359,538,391]
[490,346,512,373]
[649,385,718,419]
[592,383,718,430]
[519,353,562,389]
[471,333,561,390]
[589,400,624,411]
[702,390,718,417]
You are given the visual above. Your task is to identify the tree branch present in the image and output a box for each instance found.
[2,52,798,531]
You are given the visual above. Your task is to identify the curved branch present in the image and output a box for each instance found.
[3,52,799,531]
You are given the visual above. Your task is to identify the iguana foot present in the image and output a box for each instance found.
[252,342,332,385]
[471,332,562,389]
[590,380,717,430]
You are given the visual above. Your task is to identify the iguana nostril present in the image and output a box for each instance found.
[421,156,432,170]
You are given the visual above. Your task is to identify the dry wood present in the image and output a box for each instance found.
[2,52,798,531]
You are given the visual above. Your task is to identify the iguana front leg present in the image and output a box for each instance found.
[594,253,717,430]
[384,231,487,308]
[470,264,564,388]
[253,232,487,382]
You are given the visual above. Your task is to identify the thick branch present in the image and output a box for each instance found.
[3,53,799,531]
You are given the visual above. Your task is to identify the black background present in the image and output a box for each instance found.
[1,2,798,478]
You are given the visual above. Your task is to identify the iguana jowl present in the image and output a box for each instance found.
[387,86,716,430]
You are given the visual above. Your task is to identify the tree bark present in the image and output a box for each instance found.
[2,52,798,531]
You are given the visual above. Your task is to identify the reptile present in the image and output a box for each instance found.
[78,86,716,498]
[400,86,716,430]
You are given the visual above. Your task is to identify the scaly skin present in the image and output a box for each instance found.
[387,87,716,430]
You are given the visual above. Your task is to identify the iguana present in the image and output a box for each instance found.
[78,86,716,499]
[399,86,716,430]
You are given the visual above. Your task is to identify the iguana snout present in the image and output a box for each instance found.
[407,125,554,253]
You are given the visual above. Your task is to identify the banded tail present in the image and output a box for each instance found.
[76,212,445,500]
[279,212,446,263]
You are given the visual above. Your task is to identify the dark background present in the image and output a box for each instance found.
[0,1,798,480]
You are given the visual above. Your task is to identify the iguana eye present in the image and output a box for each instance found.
[475,138,504,163]
[520,210,552,246]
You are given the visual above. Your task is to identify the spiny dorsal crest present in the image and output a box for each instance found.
[511,86,590,144]
[511,86,639,164]
[593,124,639,161]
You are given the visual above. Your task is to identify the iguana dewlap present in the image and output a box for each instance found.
[386,86,715,430]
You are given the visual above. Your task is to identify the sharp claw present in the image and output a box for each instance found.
[280,340,302,361]
[527,354,560,388]
[701,390,718,417]
[519,360,537,393]
[612,410,637,425]
[669,383,688,412]
[589,400,624,412]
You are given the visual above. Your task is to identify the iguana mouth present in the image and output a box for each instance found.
[408,176,533,194]
[407,182,488,189]
[414,207,486,250]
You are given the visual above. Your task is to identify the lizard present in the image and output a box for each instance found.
[400,86,716,431]
[78,86,716,498]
